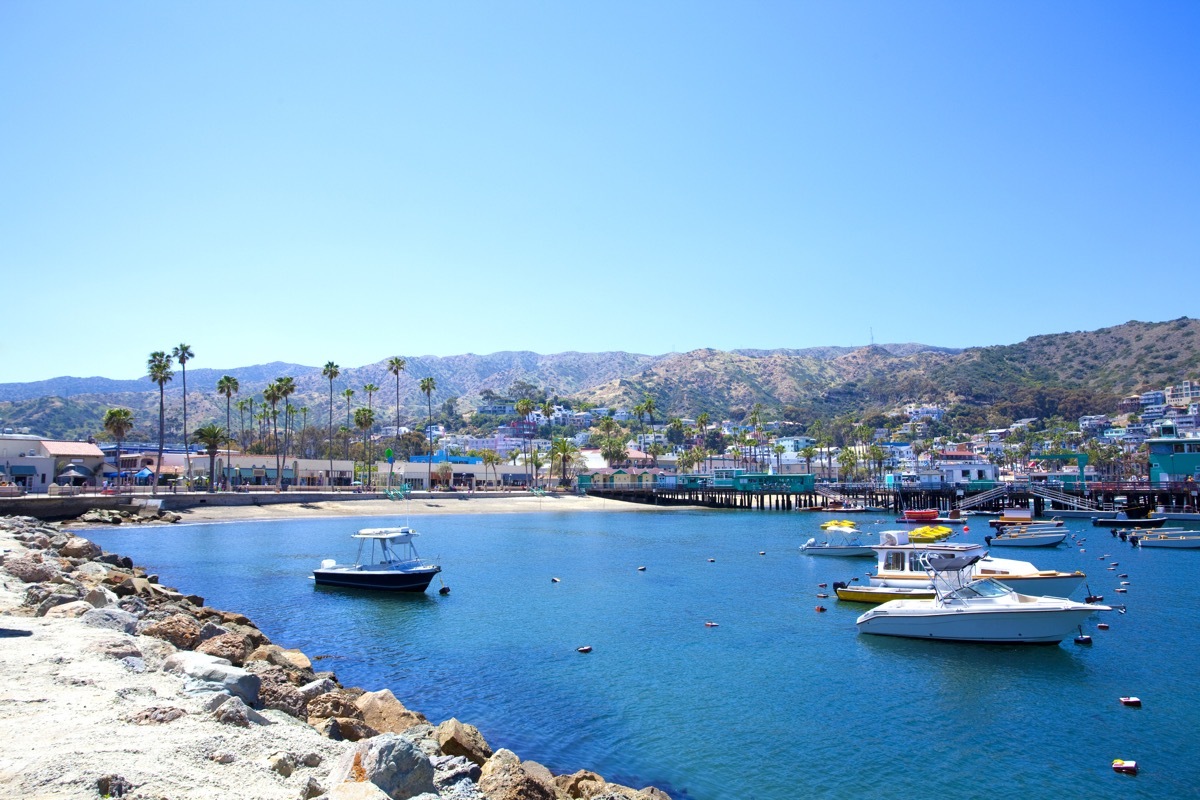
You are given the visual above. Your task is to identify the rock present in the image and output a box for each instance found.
[121,657,147,673]
[210,750,237,764]
[43,600,94,618]
[355,689,428,735]
[197,632,251,666]
[92,638,142,660]
[636,787,671,800]
[73,561,111,585]
[212,695,271,727]
[162,651,261,705]
[117,596,149,617]
[307,690,365,724]
[301,752,324,768]
[327,734,437,799]
[80,607,139,634]
[300,677,339,701]
[432,755,482,790]
[96,774,135,798]
[555,770,606,799]
[318,717,379,742]
[398,723,442,758]
[436,718,493,766]
[324,783,393,800]
[59,536,102,559]
[299,775,325,799]
[478,749,556,800]
[84,586,119,608]
[249,664,309,718]
[197,620,230,641]
[141,613,202,649]
[36,590,83,617]
[4,555,58,583]
[247,643,313,679]
[520,761,556,790]
[265,750,296,777]
[128,706,187,725]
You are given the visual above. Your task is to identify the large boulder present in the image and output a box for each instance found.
[555,770,607,799]
[162,651,261,705]
[307,690,365,725]
[355,689,428,735]
[81,607,139,634]
[59,536,102,560]
[196,633,251,666]
[44,600,94,619]
[318,717,380,742]
[477,749,556,800]
[4,555,59,583]
[327,734,437,799]
[436,719,492,766]
[140,613,202,649]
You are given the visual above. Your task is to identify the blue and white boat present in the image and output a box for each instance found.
[313,527,441,592]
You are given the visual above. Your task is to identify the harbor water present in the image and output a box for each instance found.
[83,510,1200,800]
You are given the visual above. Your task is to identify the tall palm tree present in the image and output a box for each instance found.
[342,388,355,460]
[103,407,134,492]
[322,361,340,484]
[480,448,501,490]
[299,406,309,458]
[147,352,174,495]
[642,393,657,429]
[171,344,194,483]
[773,443,786,473]
[420,377,437,491]
[387,356,406,449]
[276,376,296,471]
[354,407,376,488]
[515,398,534,487]
[191,423,231,493]
[263,380,282,487]
[216,376,239,452]
[540,400,555,438]
[549,437,580,487]
[799,445,817,476]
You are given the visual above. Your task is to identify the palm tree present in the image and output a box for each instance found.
[354,407,376,488]
[642,392,657,429]
[263,380,283,485]
[216,376,239,453]
[837,447,858,483]
[540,400,555,438]
[696,412,710,444]
[103,407,134,492]
[515,398,534,487]
[235,398,249,450]
[172,344,194,482]
[322,361,340,485]
[191,423,231,493]
[342,387,355,460]
[549,437,580,487]
[387,356,406,449]
[299,406,309,458]
[799,445,817,476]
[480,448,501,490]
[147,351,174,495]
[420,377,437,491]
[773,443,786,473]
[276,376,296,472]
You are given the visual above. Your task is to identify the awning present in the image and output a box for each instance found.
[9,465,36,476]
[135,467,154,479]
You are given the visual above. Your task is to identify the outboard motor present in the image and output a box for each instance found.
[1118,531,1128,542]
[984,535,992,546]
[1129,534,1140,547]
[832,581,847,591]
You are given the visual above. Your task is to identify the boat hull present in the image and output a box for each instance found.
[1138,536,1200,549]
[856,606,1099,644]
[836,585,935,603]
[800,545,875,557]
[1092,517,1166,528]
[873,571,1082,597]
[313,565,441,592]
[985,533,1068,547]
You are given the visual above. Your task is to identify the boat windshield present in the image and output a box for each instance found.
[946,578,1011,600]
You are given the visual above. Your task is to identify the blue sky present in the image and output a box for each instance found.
[2,2,1198,382]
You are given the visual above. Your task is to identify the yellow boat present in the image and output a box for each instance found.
[820,519,857,530]
[908,525,953,542]
[833,584,936,604]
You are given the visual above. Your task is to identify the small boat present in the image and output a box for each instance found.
[821,519,857,529]
[1093,506,1166,528]
[856,552,1109,644]
[800,526,875,557]
[989,508,1064,528]
[313,527,441,592]
[1136,531,1200,548]
[869,530,1084,597]
[984,528,1068,547]
[834,583,935,603]
[903,509,940,522]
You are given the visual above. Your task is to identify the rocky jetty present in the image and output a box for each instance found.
[0,515,668,800]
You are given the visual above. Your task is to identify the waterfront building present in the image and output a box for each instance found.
[1146,424,1200,483]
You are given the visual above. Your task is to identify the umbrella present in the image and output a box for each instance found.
[56,467,90,479]
[135,467,154,479]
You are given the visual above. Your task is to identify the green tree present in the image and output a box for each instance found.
[420,377,437,491]
[515,398,534,487]
[601,436,629,467]
[322,361,340,483]
[480,448,501,489]
[773,443,786,473]
[387,356,407,449]
[799,445,817,475]
[342,387,355,460]
[276,376,296,470]
[103,407,134,492]
[549,438,580,487]
[191,423,232,493]
[837,447,858,482]
[642,393,658,429]
[146,351,174,495]
[263,380,283,486]
[172,344,194,481]
[216,376,239,454]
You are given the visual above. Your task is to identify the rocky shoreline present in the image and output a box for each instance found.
[0,515,668,800]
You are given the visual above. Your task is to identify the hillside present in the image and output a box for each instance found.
[1,319,1197,441]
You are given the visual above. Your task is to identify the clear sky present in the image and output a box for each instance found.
[2,2,1198,383]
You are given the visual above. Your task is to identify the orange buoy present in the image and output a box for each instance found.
[815,605,827,613]
[963,525,970,532]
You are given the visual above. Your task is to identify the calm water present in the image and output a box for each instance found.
[82,510,1200,800]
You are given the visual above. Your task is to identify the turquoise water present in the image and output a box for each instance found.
[83,510,1200,799]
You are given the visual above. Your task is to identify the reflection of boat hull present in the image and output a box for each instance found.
[313,565,441,592]
[1093,517,1166,528]
[1137,534,1200,548]
[856,603,1101,644]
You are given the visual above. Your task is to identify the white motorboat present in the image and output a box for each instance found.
[856,553,1109,644]
[801,526,875,557]
[313,527,442,592]
[869,530,1083,597]
[984,528,1068,547]
[1135,531,1200,549]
